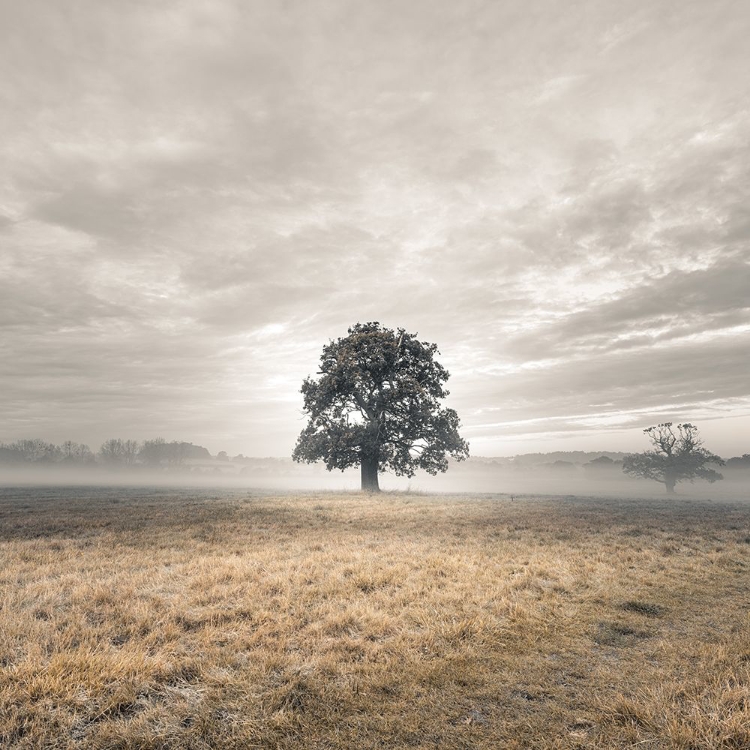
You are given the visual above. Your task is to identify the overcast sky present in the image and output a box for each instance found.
[2,0,749,458]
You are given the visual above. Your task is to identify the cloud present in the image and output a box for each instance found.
[462,336,750,439]
[1,0,749,455]
[504,258,750,358]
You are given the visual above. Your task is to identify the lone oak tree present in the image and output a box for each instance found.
[292,322,469,491]
[622,422,724,494]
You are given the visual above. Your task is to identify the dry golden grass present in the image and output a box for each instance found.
[0,486,748,749]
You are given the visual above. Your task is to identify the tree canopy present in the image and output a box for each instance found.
[292,322,469,491]
[622,422,724,494]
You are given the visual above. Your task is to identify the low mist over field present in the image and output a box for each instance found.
[2,447,749,500]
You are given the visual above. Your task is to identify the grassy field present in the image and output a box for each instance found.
[0,487,748,749]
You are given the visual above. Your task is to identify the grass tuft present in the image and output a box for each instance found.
[621,600,665,617]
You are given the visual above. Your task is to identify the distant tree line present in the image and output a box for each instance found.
[1,432,746,487]
[0,438,211,470]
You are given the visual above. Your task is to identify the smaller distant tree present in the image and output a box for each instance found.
[139,438,167,467]
[99,438,126,466]
[138,439,206,468]
[9,439,61,463]
[622,423,724,494]
[179,443,211,460]
[61,440,79,462]
[121,439,140,467]
[586,456,615,469]
[61,441,95,464]
[584,455,621,477]
[725,454,750,471]
[163,441,188,467]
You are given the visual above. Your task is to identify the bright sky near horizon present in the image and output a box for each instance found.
[2,0,749,458]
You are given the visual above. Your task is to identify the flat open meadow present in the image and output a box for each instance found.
[0,487,748,749]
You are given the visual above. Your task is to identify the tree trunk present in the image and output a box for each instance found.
[360,455,380,492]
[665,476,676,495]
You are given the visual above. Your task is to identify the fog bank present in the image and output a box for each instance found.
[1,457,747,501]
